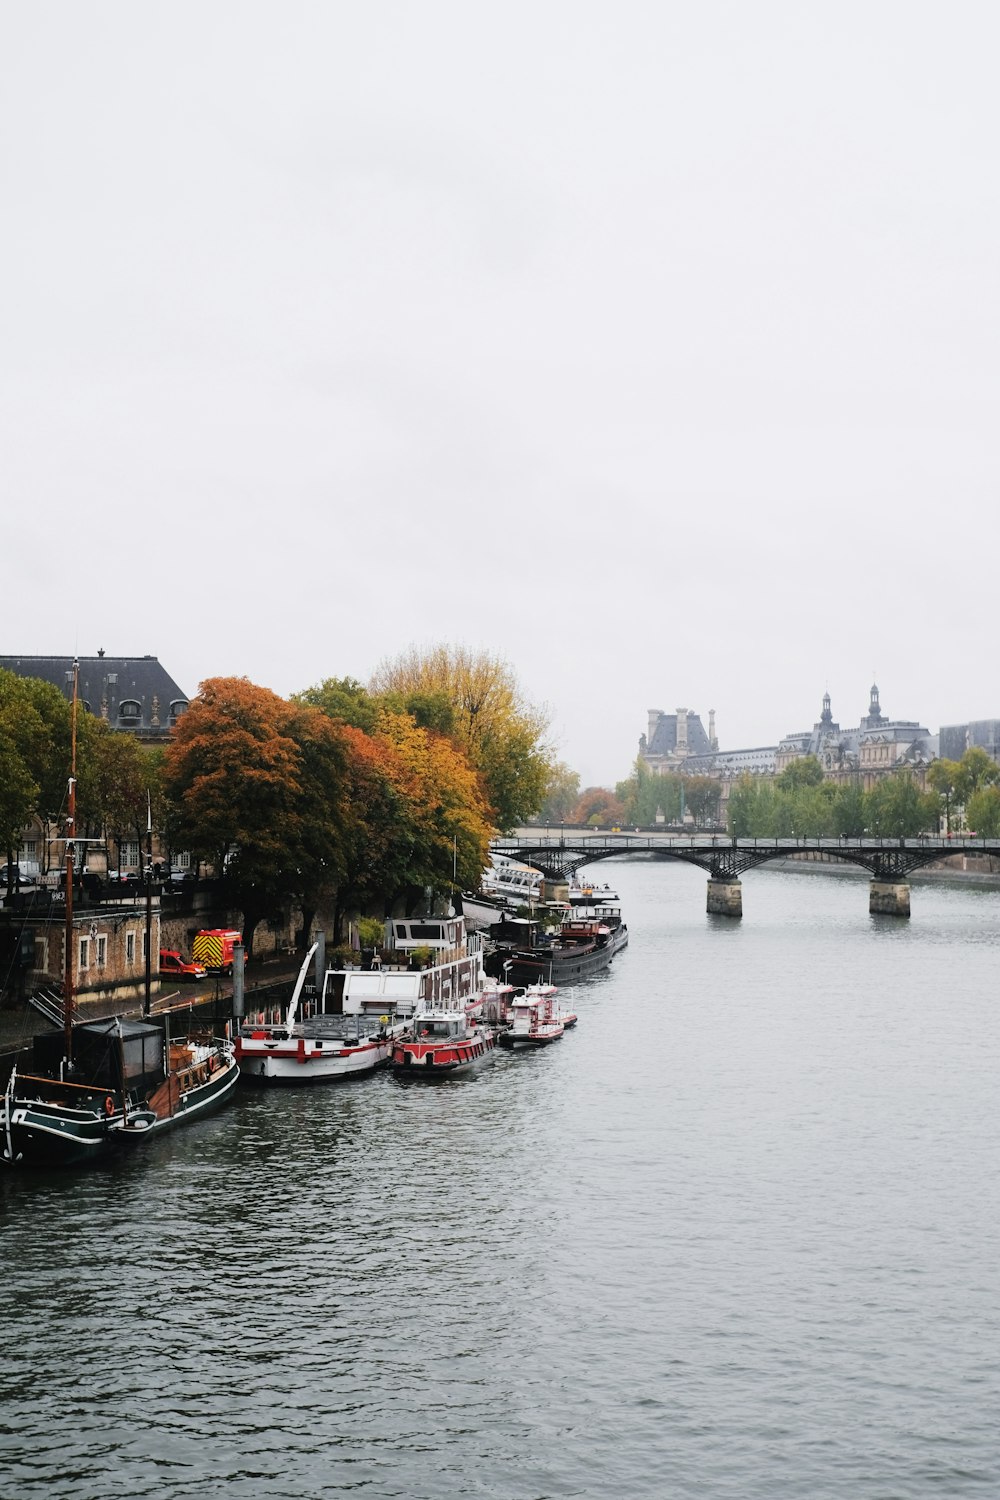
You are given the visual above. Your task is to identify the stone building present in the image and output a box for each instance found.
[775,685,936,788]
[939,719,1000,763]
[0,651,190,745]
[638,684,937,800]
[0,651,191,881]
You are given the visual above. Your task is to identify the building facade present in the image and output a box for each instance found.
[639,684,938,797]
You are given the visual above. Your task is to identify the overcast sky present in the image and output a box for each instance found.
[4,3,999,788]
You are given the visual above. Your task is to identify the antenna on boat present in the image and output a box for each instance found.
[63,658,79,1070]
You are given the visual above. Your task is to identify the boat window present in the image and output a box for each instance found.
[410,923,443,940]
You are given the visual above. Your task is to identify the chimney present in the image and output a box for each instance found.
[676,708,688,755]
[708,708,717,750]
[647,708,662,745]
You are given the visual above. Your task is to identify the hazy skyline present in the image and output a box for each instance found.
[4,3,999,788]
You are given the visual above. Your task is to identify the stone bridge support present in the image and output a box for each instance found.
[707,878,742,918]
[869,880,911,917]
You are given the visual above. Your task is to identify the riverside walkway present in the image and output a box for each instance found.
[491,832,1000,917]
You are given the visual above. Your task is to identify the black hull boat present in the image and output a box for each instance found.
[2,1021,239,1169]
[485,912,628,986]
[0,658,240,1170]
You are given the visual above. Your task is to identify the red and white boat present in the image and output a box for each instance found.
[522,979,577,1030]
[236,914,487,1085]
[390,1011,496,1077]
[497,987,565,1050]
[479,975,517,1028]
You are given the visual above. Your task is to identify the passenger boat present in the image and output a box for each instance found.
[481,857,543,906]
[1,660,239,1168]
[236,912,486,1084]
[498,987,564,1049]
[568,877,619,904]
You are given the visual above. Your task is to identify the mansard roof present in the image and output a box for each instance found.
[647,711,712,758]
[0,653,189,737]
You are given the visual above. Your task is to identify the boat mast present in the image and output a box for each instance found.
[143,791,152,1017]
[63,659,79,1067]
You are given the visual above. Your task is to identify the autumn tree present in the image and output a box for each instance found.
[370,646,552,830]
[373,707,492,899]
[163,678,313,954]
[569,787,626,827]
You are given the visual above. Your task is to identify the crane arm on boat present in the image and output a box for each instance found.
[283,942,319,1031]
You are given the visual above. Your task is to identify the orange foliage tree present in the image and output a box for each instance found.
[163,678,346,953]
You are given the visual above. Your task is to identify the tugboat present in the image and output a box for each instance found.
[522,979,577,1030]
[236,912,487,1084]
[498,987,564,1050]
[390,1011,496,1076]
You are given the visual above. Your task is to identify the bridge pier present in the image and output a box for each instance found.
[869,880,911,917]
[707,878,742,918]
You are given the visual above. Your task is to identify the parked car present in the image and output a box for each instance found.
[159,949,207,983]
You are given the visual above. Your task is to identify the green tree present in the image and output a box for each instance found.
[967,785,1000,836]
[537,762,581,823]
[865,773,938,837]
[681,776,722,829]
[293,676,379,734]
[777,755,824,792]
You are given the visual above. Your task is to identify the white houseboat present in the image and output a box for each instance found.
[235,913,486,1085]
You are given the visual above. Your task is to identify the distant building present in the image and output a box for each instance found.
[939,720,1000,763]
[638,683,937,798]
[640,707,716,773]
[0,652,189,745]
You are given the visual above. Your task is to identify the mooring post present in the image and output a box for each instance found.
[707,878,742,918]
[869,880,911,917]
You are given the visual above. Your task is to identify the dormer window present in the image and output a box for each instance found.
[169,698,189,726]
[118,699,142,726]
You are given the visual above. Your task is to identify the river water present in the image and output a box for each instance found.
[2,860,999,1499]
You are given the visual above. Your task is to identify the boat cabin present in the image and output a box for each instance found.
[413,1016,467,1041]
[317,913,484,1022]
[32,1017,166,1092]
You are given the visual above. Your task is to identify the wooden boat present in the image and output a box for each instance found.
[236,913,487,1085]
[3,1019,238,1164]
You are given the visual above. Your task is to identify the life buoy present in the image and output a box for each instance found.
[104,1096,115,1117]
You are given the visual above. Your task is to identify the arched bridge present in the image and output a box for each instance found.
[490,832,1000,918]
